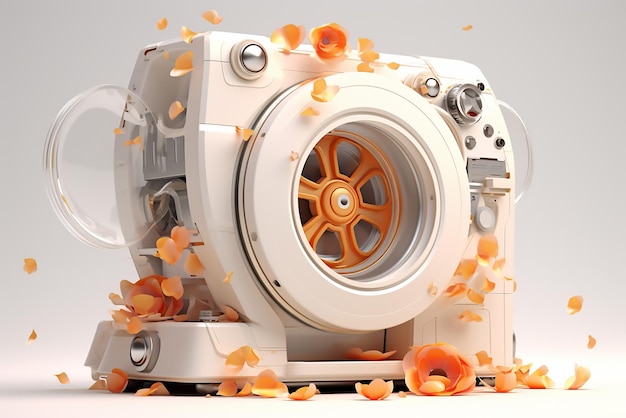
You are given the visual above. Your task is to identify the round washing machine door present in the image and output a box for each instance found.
[238,72,470,333]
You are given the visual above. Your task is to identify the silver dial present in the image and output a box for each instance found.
[447,84,483,125]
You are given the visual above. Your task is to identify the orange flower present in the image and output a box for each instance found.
[119,275,184,318]
[355,379,393,400]
[402,342,475,396]
[308,23,349,61]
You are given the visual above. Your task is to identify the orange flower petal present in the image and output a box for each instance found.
[462,24,474,31]
[443,282,467,298]
[525,365,554,389]
[126,316,143,335]
[252,369,288,398]
[419,380,446,395]
[475,350,493,366]
[235,126,254,141]
[180,26,199,44]
[567,295,583,315]
[201,9,223,25]
[136,382,170,396]
[270,24,306,51]
[225,346,259,371]
[156,237,182,265]
[168,100,185,120]
[564,365,591,390]
[237,382,253,397]
[290,150,300,161]
[23,257,37,274]
[482,277,496,293]
[454,259,478,279]
[357,62,374,73]
[357,37,374,52]
[55,372,70,385]
[387,62,400,70]
[355,379,393,400]
[493,258,506,273]
[156,17,168,30]
[495,370,517,392]
[359,50,379,63]
[124,135,143,149]
[587,335,597,349]
[131,294,156,316]
[311,78,340,102]
[107,368,128,393]
[223,271,233,283]
[89,380,107,390]
[300,106,320,116]
[27,329,37,344]
[477,234,498,265]
[184,252,204,276]
[170,51,194,77]
[161,276,184,299]
[109,292,124,305]
[221,305,240,322]
[458,310,483,322]
[171,226,190,249]
[217,380,238,397]
[427,282,438,296]
[346,347,396,361]
[113,127,124,135]
[467,288,485,305]
[288,383,317,400]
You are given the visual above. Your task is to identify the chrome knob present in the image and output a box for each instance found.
[447,84,483,125]
[230,41,267,80]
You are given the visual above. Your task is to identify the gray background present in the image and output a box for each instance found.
[1,0,624,388]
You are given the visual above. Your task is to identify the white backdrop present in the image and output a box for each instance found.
[1,0,624,415]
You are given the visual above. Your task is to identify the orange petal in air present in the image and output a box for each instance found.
[300,106,320,116]
[476,234,498,265]
[202,9,223,25]
[252,369,288,398]
[493,258,506,273]
[311,78,339,102]
[458,310,483,322]
[288,383,317,400]
[223,271,233,283]
[387,62,400,70]
[27,329,37,344]
[156,237,182,265]
[170,51,194,77]
[467,288,485,305]
[564,365,591,390]
[482,277,496,293]
[357,62,374,73]
[567,295,583,315]
[106,368,128,393]
[475,350,493,366]
[443,282,467,298]
[217,380,238,397]
[358,37,375,52]
[126,316,143,334]
[346,347,396,361]
[454,259,478,279]
[157,18,168,30]
[55,372,70,384]
[168,101,185,119]
[587,335,596,349]
[113,127,124,135]
[270,24,306,51]
[355,379,393,400]
[109,292,124,305]
[23,257,37,274]
[359,50,379,63]
[235,126,254,141]
[161,276,184,299]
[184,252,204,276]
[462,24,474,31]
[180,26,199,44]
[170,225,190,249]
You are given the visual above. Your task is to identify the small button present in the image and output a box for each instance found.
[475,206,496,231]
[465,136,476,150]
[483,125,494,138]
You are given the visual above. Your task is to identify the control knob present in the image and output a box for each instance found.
[447,84,483,125]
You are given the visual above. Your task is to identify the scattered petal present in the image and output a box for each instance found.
[494,369,517,392]
[27,329,37,344]
[131,294,156,316]
[357,62,374,73]
[482,277,496,293]
[109,292,124,305]
[270,24,306,51]
[443,282,467,298]
[223,271,233,283]
[288,383,317,400]
[493,258,506,273]
[124,135,143,150]
[458,310,483,322]
[475,351,493,366]
[106,368,128,393]
[564,365,591,390]
[184,252,204,276]
[252,369,288,398]
[525,365,554,389]
[221,305,240,322]
[359,50,379,63]
[290,150,300,161]
[202,9,223,25]
[168,100,185,120]
[113,127,124,135]
[387,62,400,70]
[311,78,340,102]
[587,335,597,349]
[357,37,375,52]
[170,51,194,77]
[127,316,143,335]
[454,259,478,279]
[156,18,168,30]
[156,237,182,265]
[300,106,320,116]
[163,50,170,60]
[462,24,474,31]
[170,226,190,249]
[427,282,438,296]
[55,372,70,385]
[309,23,350,61]
[225,346,259,372]
[89,380,107,390]
[236,126,254,141]
[567,295,583,315]
[180,26,199,44]
[398,391,407,398]
[418,379,446,395]
[355,379,393,400]
[161,276,184,299]
[466,288,485,305]
[136,382,170,396]
[477,234,498,265]
[217,380,238,397]
[346,347,396,361]
[23,258,37,274]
